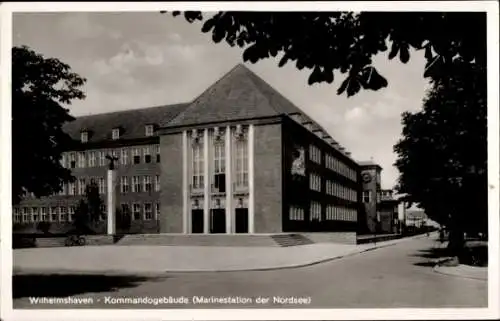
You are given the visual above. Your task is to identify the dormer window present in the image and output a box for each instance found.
[81,131,88,143]
[145,125,154,137]
[112,128,120,140]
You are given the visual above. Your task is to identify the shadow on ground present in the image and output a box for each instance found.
[13,274,166,298]
[411,247,451,267]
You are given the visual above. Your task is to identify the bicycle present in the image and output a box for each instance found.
[64,235,86,247]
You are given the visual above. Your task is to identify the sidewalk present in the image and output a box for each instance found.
[434,264,488,281]
[13,234,426,275]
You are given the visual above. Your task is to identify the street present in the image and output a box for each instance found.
[13,236,487,309]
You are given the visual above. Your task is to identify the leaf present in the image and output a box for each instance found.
[278,53,290,67]
[424,43,433,60]
[388,42,400,60]
[346,77,361,97]
[324,67,334,84]
[308,66,322,85]
[201,19,216,33]
[242,44,259,63]
[399,42,410,63]
[337,76,351,95]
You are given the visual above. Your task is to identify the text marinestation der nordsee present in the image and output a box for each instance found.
[28,295,312,306]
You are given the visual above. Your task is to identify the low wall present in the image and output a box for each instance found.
[301,232,357,245]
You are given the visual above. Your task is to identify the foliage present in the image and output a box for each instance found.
[73,180,105,234]
[167,11,486,97]
[393,60,487,251]
[12,46,86,204]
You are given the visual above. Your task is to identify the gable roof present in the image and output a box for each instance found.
[163,64,307,128]
[63,103,189,143]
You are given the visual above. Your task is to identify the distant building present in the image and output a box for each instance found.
[359,161,399,234]
[13,64,362,239]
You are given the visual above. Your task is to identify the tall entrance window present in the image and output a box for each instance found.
[192,140,204,191]
[235,133,248,189]
[213,133,226,193]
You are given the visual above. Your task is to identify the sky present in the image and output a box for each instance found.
[12,12,431,190]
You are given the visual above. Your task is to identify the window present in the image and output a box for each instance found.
[31,207,39,222]
[13,208,21,223]
[40,207,48,221]
[234,137,248,189]
[309,173,321,192]
[289,206,304,221]
[143,176,152,192]
[213,141,226,192]
[192,142,204,190]
[69,153,76,168]
[99,177,106,194]
[145,125,154,137]
[98,150,106,166]
[88,151,96,167]
[121,204,131,219]
[58,183,66,196]
[377,191,381,203]
[132,148,141,164]
[50,207,58,222]
[132,203,141,220]
[155,175,160,192]
[120,176,129,193]
[120,148,129,166]
[132,176,141,193]
[69,206,75,222]
[155,203,160,220]
[310,201,322,221]
[363,191,371,203]
[59,207,67,222]
[60,154,67,168]
[22,207,29,222]
[155,145,160,163]
[81,131,88,143]
[78,178,86,195]
[100,204,106,219]
[77,152,86,168]
[144,203,153,220]
[309,145,322,164]
[143,146,151,163]
[112,128,120,140]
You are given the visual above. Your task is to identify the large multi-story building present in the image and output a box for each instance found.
[13,64,363,237]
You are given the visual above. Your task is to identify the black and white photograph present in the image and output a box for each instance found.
[0,2,499,320]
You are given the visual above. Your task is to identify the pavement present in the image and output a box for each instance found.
[434,264,488,281]
[12,235,488,308]
[13,234,427,275]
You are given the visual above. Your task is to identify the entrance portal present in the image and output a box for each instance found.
[235,208,249,233]
[210,209,226,233]
[191,209,204,233]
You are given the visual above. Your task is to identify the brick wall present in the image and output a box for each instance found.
[253,123,283,233]
[159,133,183,233]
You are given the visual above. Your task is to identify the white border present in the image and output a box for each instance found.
[1,2,499,321]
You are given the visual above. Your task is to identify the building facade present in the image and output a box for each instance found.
[13,64,362,235]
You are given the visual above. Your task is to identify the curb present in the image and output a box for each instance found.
[14,235,425,275]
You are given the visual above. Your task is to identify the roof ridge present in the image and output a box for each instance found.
[72,102,189,119]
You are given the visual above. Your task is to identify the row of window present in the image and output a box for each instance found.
[191,136,249,190]
[13,202,161,223]
[289,204,357,222]
[362,191,383,203]
[325,180,357,201]
[309,174,357,202]
[55,175,160,196]
[325,154,357,181]
[61,145,160,169]
[81,125,155,143]
[325,205,357,222]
